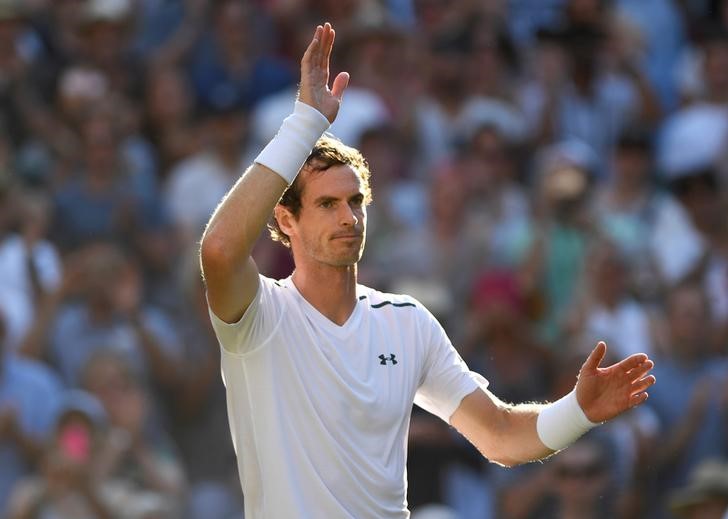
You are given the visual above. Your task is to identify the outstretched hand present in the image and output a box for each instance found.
[575,341,655,423]
[299,22,349,123]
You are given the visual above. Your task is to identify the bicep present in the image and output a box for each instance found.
[203,255,260,324]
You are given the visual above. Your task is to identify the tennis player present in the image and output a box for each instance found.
[199,22,656,518]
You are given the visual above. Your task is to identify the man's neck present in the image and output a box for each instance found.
[292,264,358,326]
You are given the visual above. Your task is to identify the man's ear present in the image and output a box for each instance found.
[274,204,296,238]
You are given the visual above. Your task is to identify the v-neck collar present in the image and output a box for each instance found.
[282,277,363,339]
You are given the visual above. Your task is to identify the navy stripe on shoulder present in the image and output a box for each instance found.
[371,300,416,309]
[358,295,367,300]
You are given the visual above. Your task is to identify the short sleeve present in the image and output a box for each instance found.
[414,308,488,423]
[208,275,284,355]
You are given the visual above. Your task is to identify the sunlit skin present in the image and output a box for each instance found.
[275,164,367,325]
[199,22,657,472]
[280,164,366,267]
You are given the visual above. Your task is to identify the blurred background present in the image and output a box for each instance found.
[0,0,727,517]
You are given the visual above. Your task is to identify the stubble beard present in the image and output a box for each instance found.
[303,234,366,268]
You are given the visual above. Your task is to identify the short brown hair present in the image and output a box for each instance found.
[269,135,373,247]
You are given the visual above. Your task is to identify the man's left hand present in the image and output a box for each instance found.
[575,341,655,423]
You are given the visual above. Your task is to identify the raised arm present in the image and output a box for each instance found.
[199,23,349,323]
[450,342,655,466]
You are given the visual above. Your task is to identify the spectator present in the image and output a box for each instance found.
[187,0,294,111]
[0,189,62,353]
[496,433,623,519]
[647,284,728,515]
[5,390,123,519]
[676,24,728,106]
[75,0,142,98]
[568,239,657,359]
[0,1,725,515]
[81,350,186,516]
[163,96,255,244]
[0,320,63,509]
[547,434,621,519]
[614,0,686,109]
[165,250,242,519]
[52,109,162,251]
[520,145,597,346]
[0,0,46,149]
[464,269,553,403]
[593,127,663,297]
[414,22,528,172]
[142,66,201,177]
[519,20,660,168]
[461,124,531,269]
[19,242,183,388]
[669,458,728,519]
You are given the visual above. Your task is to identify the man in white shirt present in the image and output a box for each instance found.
[199,23,656,518]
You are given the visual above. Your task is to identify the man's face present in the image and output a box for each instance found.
[285,164,367,268]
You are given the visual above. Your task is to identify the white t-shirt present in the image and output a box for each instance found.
[209,275,485,518]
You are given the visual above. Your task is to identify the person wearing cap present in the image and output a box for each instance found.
[199,22,656,518]
[669,459,728,519]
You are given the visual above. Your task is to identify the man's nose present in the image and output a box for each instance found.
[339,204,359,226]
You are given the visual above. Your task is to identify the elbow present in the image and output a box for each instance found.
[199,232,234,279]
[475,413,531,468]
[470,431,523,468]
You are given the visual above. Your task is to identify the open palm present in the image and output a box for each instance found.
[299,23,349,123]
[575,342,655,423]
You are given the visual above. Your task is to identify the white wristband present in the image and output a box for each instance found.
[254,101,330,184]
[536,390,599,451]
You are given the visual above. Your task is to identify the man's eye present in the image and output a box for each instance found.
[320,201,334,208]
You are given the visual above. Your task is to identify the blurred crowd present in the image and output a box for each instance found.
[0,0,728,518]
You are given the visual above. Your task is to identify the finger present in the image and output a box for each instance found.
[626,359,654,381]
[323,25,336,70]
[581,341,607,372]
[631,375,656,394]
[629,391,649,408]
[319,22,333,68]
[615,352,649,374]
[331,71,350,100]
[301,25,323,69]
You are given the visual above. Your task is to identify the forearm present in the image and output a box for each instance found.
[200,164,287,268]
[489,402,553,466]
[452,390,552,467]
[452,388,597,467]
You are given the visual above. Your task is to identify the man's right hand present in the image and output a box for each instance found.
[298,23,349,124]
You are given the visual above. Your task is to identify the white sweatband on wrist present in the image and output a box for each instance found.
[254,100,330,184]
[536,390,599,451]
